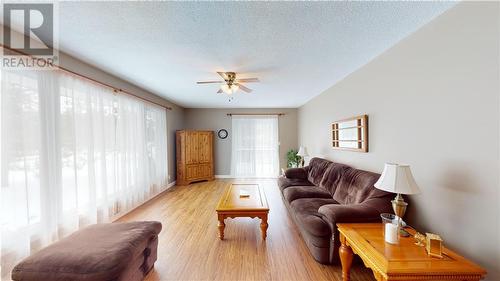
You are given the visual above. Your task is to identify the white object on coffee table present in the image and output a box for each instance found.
[239,189,250,198]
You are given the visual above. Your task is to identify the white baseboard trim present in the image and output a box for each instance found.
[215,175,234,179]
[112,181,177,222]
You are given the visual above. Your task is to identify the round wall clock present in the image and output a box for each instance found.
[217,129,228,139]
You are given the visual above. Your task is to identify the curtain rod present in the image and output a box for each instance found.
[227,113,285,116]
[0,44,172,110]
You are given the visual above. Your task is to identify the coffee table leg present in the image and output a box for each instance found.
[217,214,225,240]
[339,235,353,281]
[260,213,268,240]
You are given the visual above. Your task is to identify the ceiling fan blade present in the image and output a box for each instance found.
[217,72,228,81]
[235,83,252,93]
[235,78,259,83]
[196,81,224,84]
[217,88,223,94]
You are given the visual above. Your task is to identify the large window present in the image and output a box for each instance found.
[231,115,280,178]
[1,69,168,279]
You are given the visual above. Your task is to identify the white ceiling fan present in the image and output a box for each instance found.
[196,72,259,95]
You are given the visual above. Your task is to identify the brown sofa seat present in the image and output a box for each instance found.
[12,221,162,281]
[277,176,313,191]
[287,197,339,263]
[290,198,338,237]
[283,185,332,202]
[278,157,393,264]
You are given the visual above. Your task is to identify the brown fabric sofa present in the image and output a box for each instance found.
[11,221,162,281]
[278,157,393,264]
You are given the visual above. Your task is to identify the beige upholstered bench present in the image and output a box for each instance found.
[11,221,162,281]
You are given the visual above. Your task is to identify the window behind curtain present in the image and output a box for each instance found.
[0,69,168,279]
[231,115,280,178]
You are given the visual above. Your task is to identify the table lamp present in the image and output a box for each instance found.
[297,146,309,167]
[374,163,420,220]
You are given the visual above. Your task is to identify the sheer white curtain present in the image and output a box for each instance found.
[0,69,168,279]
[231,115,279,178]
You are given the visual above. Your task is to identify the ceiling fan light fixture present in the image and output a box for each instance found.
[199,72,257,95]
[220,84,229,94]
[220,84,238,95]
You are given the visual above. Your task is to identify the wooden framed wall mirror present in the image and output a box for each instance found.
[332,115,368,152]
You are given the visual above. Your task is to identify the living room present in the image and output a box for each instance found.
[1,1,499,281]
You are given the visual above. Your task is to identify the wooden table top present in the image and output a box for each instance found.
[337,223,486,278]
[216,184,269,212]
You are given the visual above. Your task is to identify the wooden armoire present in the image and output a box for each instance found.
[176,130,214,185]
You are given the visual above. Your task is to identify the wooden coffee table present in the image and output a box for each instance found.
[337,223,486,281]
[216,184,269,240]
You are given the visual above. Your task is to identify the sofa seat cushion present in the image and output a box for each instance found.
[278,176,313,191]
[283,185,332,203]
[290,198,338,237]
[12,221,162,281]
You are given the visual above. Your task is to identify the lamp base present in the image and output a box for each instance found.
[392,193,410,237]
[392,193,408,219]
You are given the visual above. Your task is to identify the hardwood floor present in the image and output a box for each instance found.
[118,179,375,281]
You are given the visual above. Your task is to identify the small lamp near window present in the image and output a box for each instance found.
[297,146,309,167]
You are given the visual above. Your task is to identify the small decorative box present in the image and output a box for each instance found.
[239,189,250,198]
[425,233,443,258]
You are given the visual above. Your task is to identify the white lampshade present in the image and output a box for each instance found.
[297,146,309,157]
[374,163,420,195]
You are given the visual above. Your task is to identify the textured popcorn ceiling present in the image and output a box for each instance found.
[55,1,456,108]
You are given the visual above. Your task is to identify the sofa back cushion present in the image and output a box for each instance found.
[306,157,332,186]
[319,162,351,195]
[333,168,389,205]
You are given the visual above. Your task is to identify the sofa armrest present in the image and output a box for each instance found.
[284,167,308,180]
[318,203,381,224]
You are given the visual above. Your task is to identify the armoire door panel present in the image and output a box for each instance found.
[186,164,199,180]
[198,164,212,179]
[198,132,212,163]
[186,131,199,164]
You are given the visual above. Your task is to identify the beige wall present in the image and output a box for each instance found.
[59,54,184,184]
[298,2,499,280]
[184,108,298,175]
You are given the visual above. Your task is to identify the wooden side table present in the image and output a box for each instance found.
[336,223,486,281]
